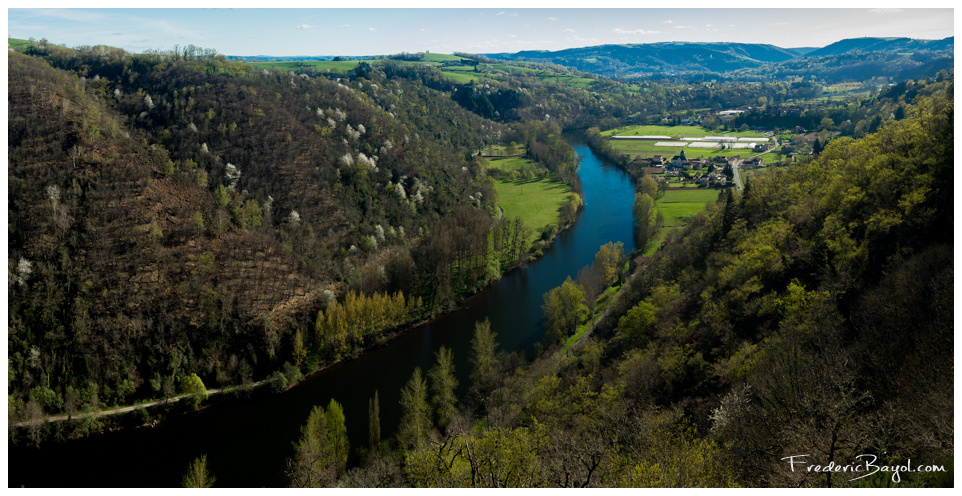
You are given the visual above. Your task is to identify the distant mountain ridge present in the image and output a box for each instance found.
[805,36,954,57]
[485,36,954,80]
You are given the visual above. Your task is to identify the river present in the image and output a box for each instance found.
[8,139,637,488]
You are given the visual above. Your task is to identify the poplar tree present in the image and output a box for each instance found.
[428,346,459,430]
[324,399,349,471]
[182,454,216,488]
[398,367,431,448]
[469,319,498,390]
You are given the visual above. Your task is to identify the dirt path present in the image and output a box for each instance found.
[13,378,274,427]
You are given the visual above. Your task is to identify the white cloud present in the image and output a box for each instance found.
[546,17,557,21]
[614,27,659,35]
[339,24,351,28]
[563,28,576,32]
[509,12,518,17]
[367,27,377,32]
[674,25,694,29]
[868,8,903,14]
[663,20,674,24]
[297,24,317,30]
[497,11,505,16]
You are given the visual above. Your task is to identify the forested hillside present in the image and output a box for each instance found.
[298,87,953,488]
[7,43,578,428]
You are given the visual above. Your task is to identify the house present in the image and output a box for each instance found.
[651,155,664,165]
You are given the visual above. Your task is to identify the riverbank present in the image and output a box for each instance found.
[9,139,637,488]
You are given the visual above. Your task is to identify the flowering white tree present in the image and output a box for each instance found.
[15,258,33,286]
[144,94,155,110]
[224,163,241,189]
[339,153,354,167]
[288,210,301,224]
[375,224,385,243]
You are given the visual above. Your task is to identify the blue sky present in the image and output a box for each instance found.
[7,5,955,57]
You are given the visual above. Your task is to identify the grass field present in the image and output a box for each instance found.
[485,156,532,172]
[496,177,573,246]
[8,38,33,49]
[440,71,477,83]
[643,188,720,255]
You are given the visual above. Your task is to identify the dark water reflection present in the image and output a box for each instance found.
[8,141,636,488]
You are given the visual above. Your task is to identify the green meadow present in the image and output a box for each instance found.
[485,156,532,172]
[644,187,721,255]
[496,177,574,245]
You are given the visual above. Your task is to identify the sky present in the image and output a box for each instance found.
[5,4,957,57]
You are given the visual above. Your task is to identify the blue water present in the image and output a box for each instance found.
[8,141,637,488]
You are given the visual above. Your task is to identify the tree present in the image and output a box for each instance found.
[181,373,207,411]
[398,367,431,448]
[428,346,459,430]
[182,454,216,488]
[617,301,658,348]
[639,174,659,199]
[469,319,498,390]
[292,329,306,366]
[633,193,660,251]
[542,277,587,346]
[324,399,349,471]
[593,241,626,287]
[288,405,337,487]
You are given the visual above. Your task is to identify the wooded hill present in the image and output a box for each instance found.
[487,37,954,83]
[6,43,584,428]
[317,84,953,488]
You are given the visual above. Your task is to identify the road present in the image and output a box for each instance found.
[731,136,779,192]
[13,378,274,427]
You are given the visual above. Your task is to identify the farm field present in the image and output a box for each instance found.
[609,141,750,160]
[602,124,767,138]
[600,123,770,161]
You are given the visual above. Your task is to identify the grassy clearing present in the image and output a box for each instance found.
[642,188,720,255]
[480,143,528,157]
[8,38,33,49]
[496,177,573,245]
[441,71,477,84]
[485,156,532,172]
